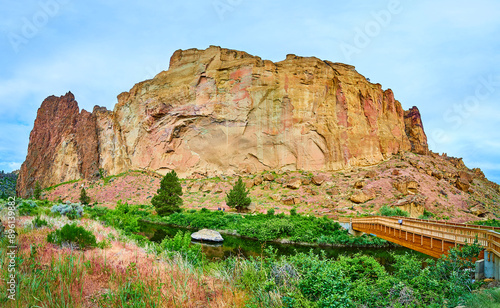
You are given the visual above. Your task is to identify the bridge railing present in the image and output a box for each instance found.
[350,216,500,258]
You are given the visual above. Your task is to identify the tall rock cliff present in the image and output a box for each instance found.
[17,46,428,197]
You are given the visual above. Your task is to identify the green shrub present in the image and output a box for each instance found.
[226,177,251,212]
[159,231,201,264]
[267,208,275,216]
[18,199,38,216]
[378,206,409,217]
[47,223,97,249]
[418,209,435,220]
[151,170,183,216]
[51,202,83,219]
[32,216,48,228]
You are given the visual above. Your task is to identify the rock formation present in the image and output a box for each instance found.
[17,46,429,197]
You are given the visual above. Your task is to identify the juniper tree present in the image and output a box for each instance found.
[80,187,91,205]
[33,181,42,200]
[152,170,183,216]
[226,177,251,212]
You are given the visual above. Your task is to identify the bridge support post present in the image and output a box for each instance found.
[484,250,500,279]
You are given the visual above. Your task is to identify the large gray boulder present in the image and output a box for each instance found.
[191,229,224,242]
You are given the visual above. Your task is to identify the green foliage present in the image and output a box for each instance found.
[472,219,500,228]
[79,187,91,205]
[32,216,48,228]
[378,205,409,217]
[225,177,251,212]
[163,210,385,246]
[47,223,97,249]
[18,199,38,216]
[86,202,153,234]
[151,170,183,216]
[158,231,201,264]
[33,181,42,200]
[266,208,275,216]
[418,209,435,220]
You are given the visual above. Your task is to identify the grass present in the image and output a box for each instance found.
[44,179,80,192]
[463,288,500,308]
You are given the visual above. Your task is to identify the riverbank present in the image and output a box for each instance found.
[139,218,396,249]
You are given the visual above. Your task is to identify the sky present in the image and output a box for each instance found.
[1,0,499,183]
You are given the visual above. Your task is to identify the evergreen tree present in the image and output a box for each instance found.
[33,181,42,200]
[152,170,183,216]
[226,177,251,212]
[80,187,91,205]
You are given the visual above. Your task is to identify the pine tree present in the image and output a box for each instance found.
[152,170,183,216]
[33,181,42,200]
[80,187,91,205]
[226,177,251,212]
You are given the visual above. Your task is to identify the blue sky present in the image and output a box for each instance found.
[1,0,499,183]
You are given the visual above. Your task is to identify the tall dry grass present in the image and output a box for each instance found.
[0,216,247,307]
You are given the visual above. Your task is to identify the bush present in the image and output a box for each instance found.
[159,231,201,264]
[51,202,84,219]
[47,223,97,249]
[151,170,183,216]
[32,216,48,228]
[18,199,38,216]
[226,177,251,212]
[378,206,409,217]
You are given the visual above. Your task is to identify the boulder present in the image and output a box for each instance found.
[392,169,400,176]
[353,180,366,189]
[470,204,488,217]
[286,178,302,190]
[191,229,224,242]
[364,171,377,178]
[201,182,215,192]
[282,196,299,205]
[431,171,443,180]
[455,179,470,192]
[263,173,275,181]
[244,179,254,189]
[271,194,282,201]
[301,177,311,185]
[253,175,263,186]
[311,175,326,186]
[350,190,374,204]
[326,187,340,195]
[391,195,426,218]
[393,178,419,195]
[190,183,202,193]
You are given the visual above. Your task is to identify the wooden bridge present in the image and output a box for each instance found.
[339,216,500,278]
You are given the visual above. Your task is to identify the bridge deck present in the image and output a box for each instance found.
[344,216,500,259]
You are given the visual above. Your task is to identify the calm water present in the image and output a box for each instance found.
[138,221,430,271]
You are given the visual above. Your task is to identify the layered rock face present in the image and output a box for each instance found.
[17,46,428,197]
